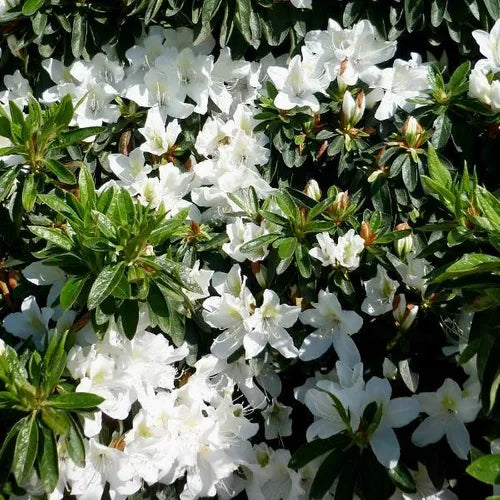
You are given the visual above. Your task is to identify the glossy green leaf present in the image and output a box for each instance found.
[12,414,38,485]
[88,262,126,310]
[467,455,500,485]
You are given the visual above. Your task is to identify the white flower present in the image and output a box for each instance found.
[267,53,327,112]
[469,68,500,112]
[387,251,430,294]
[412,378,481,460]
[244,444,304,500]
[223,219,270,263]
[361,265,399,316]
[204,265,256,360]
[69,438,141,499]
[139,106,181,156]
[363,377,420,469]
[472,19,500,73]
[309,232,337,266]
[243,289,300,359]
[3,296,53,349]
[262,399,293,440]
[304,20,397,85]
[73,82,120,128]
[398,462,458,500]
[335,229,365,270]
[107,148,152,191]
[0,70,32,108]
[363,54,429,120]
[342,90,365,128]
[299,290,362,365]
[125,66,194,119]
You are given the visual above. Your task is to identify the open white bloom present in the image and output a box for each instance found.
[412,378,481,459]
[107,148,152,191]
[244,444,304,500]
[73,82,120,128]
[69,438,141,499]
[3,296,54,349]
[335,229,365,270]
[363,377,420,469]
[472,19,500,73]
[309,232,337,266]
[0,70,32,108]
[299,290,362,365]
[469,68,500,112]
[267,52,327,112]
[304,19,397,85]
[262,399,293,440]
[139,106,181,155]
[243,289,300,359]
[363,53,429,120]
[204,266,256,360]
[362,265,399,316]
[223,219,270,262]
[387,251,430,294]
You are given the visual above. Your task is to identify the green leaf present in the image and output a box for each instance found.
[78,166,96,207]
[467,455,500,485]
[402,158,418,192]
[289,435,350,470]
[66,415,85,467]
[448,62,471,95]
[431,114,452,150]
[54,95,74,128]
[235,0,259,47]
[71,13,86,58]
[22,173,37,212]
[88,262,126,310]
[0,166,21,202]
[483,0,500,19]
[405,0,424,31]
[117,299,139,340]
[428,63,445,93]
[389,154,409,178]
[388,463,417,493]
[239,233,281,254]
[426,143,452,187]
[430,0,446,27]
[12,414,38,485]
[310,448,345,500]
[277,237,297,260]
[22,0,45,16]
[29,226,73,250]
[295,243,312,278]
[50,127,104,150]
[47,392,104,410]
[60,276,88,310]
[40,407,71,435]
[38,427,58,494]
[274,190,299,220]
[432,254,500,283]
[44,159,76,185]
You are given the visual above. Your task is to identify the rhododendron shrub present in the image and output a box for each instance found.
[0,1,499,499]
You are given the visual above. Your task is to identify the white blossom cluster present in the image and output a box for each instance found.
[1,14,497,500]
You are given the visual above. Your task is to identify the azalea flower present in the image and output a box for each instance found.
[335,229,365,270]
[309,232,337,266]
[412,378,481,460]
[363,377,420,469]
[107,148,152,191]
[299,290,363,365]
[139,106,181,155]
[223,219,271,263]
[243,289,300,359]
[361,265,399,316]
[364,53,429,120]
[267,51,327,112]
[469,68,500,112]
[387,251,431,294]
[262,399,293,440]
[472,19,500,73]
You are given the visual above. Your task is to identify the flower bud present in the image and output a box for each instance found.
[342,90,365,129]
[393,294,418,331]
[0,339,5,357]
[394,221,413,258]
[383,357,398,380]
[251,262,267,288]
[328,191,349,218]
[304,179,322,201]
[491,80,500,113]
[402,116,424,149]
[360,220,376,247]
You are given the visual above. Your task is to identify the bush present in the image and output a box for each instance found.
[0,1,499,499]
